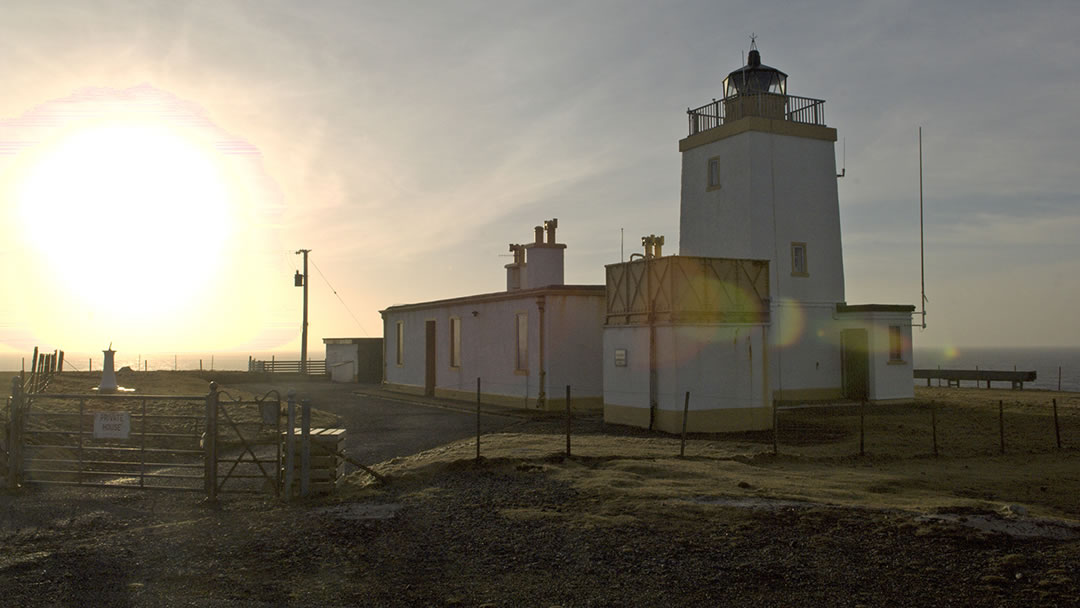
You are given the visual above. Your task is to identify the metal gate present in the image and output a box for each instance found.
[206,387,283,500]
[8,384,206,491]
[6,381,283,499]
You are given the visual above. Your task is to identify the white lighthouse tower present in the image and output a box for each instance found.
[601,42,915,432]
[678,42,849,402]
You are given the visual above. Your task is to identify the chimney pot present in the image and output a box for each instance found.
[534,226,544,244]
[544,218,558,244]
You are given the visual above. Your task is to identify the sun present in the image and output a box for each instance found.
[13,121,233,338]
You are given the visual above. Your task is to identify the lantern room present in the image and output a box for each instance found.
[722,45,787,97]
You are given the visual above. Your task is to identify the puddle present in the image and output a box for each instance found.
[916,513,1080,541]
[686,496,813,510]
[316,503,403,521]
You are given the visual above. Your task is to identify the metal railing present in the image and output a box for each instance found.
[687,93,826,136]
[249,358,327,375]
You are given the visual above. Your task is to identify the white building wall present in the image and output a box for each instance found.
[383,291,604,409]
[602,322,770,432]
[325,343,357,382]
[770,303,845,401]
[543,294,605,401]
[655,324,767,413]
[679,128,844,306]
[602,326,651,410]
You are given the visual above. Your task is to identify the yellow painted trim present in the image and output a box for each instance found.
[604,403,773,433]
[773,387,844,402]
[433,387,603,412]
[384,382,425,397]
[679,116,837,152]
[435,387,532,409]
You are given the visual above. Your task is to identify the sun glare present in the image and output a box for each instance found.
[14,122,232,339]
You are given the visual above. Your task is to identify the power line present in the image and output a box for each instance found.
[309,255,369,336]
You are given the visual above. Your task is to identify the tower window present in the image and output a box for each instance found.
[791,242,808,276]
[706,157,721,191]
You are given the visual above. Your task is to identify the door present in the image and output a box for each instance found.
[424,320,436,397]
[841,328,869,400]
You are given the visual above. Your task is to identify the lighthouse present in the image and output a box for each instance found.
[601,42,915,432]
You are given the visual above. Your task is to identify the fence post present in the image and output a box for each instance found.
[931,401,938,457]
[565,385,572,457]
[998,400,1005,455]
[859,400,866,457]
[680,391,690,458]
[204,382,219,503]
[285,389,296,501]
[772,402,779,456]
[9,377,22,490]
[301,399,311,498]
[1052,398,1061,450]
[476,378,481,461]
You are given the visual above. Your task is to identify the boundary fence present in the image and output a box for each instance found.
[249,357,327,376]
[3,380,353,501]
[463,379,1075,462]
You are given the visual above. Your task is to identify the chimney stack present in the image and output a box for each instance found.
[505,243,527,291]
[524,218,566,288]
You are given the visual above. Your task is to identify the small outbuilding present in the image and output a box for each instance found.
[323,337,383,383]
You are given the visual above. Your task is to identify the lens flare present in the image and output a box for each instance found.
[772,298,806,349]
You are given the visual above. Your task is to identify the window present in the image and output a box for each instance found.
[791,242,808,276]
[889,325,904,362]
[395,321,404,365]
[449,317,461,368]
[515,312,528,372]
[706,157,721,191]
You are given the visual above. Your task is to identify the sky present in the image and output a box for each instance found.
[0,0,1078,362]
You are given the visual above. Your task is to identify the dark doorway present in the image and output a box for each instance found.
[841,328,869,400]
[424,320,436,397]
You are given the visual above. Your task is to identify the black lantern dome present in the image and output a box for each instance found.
[723,46,787,98]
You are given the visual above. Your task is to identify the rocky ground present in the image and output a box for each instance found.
[1,376,1078,606]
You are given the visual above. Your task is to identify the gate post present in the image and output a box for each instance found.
[284,389,296,501]
[300,399,311,498]
[8,377,22,490]
[204,382,219,503]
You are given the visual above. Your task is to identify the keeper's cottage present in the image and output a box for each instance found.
[382,43,915,431]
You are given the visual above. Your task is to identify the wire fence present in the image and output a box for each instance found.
[460,378,1077,463]
[774,397,1075,459]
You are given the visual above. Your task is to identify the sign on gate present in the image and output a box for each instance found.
[93,412,130,439]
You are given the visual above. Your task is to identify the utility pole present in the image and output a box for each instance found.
[295,249,311,375]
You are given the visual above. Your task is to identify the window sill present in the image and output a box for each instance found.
[887,359,907,366]
[514,369,529,376]
[791,272,809,278]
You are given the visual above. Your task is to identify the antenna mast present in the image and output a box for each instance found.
[918,128,927,329]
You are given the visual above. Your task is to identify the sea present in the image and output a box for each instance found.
[3,346,1079,392]
[0,351,285,374]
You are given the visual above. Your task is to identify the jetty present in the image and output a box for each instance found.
[914,368,1036,390]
